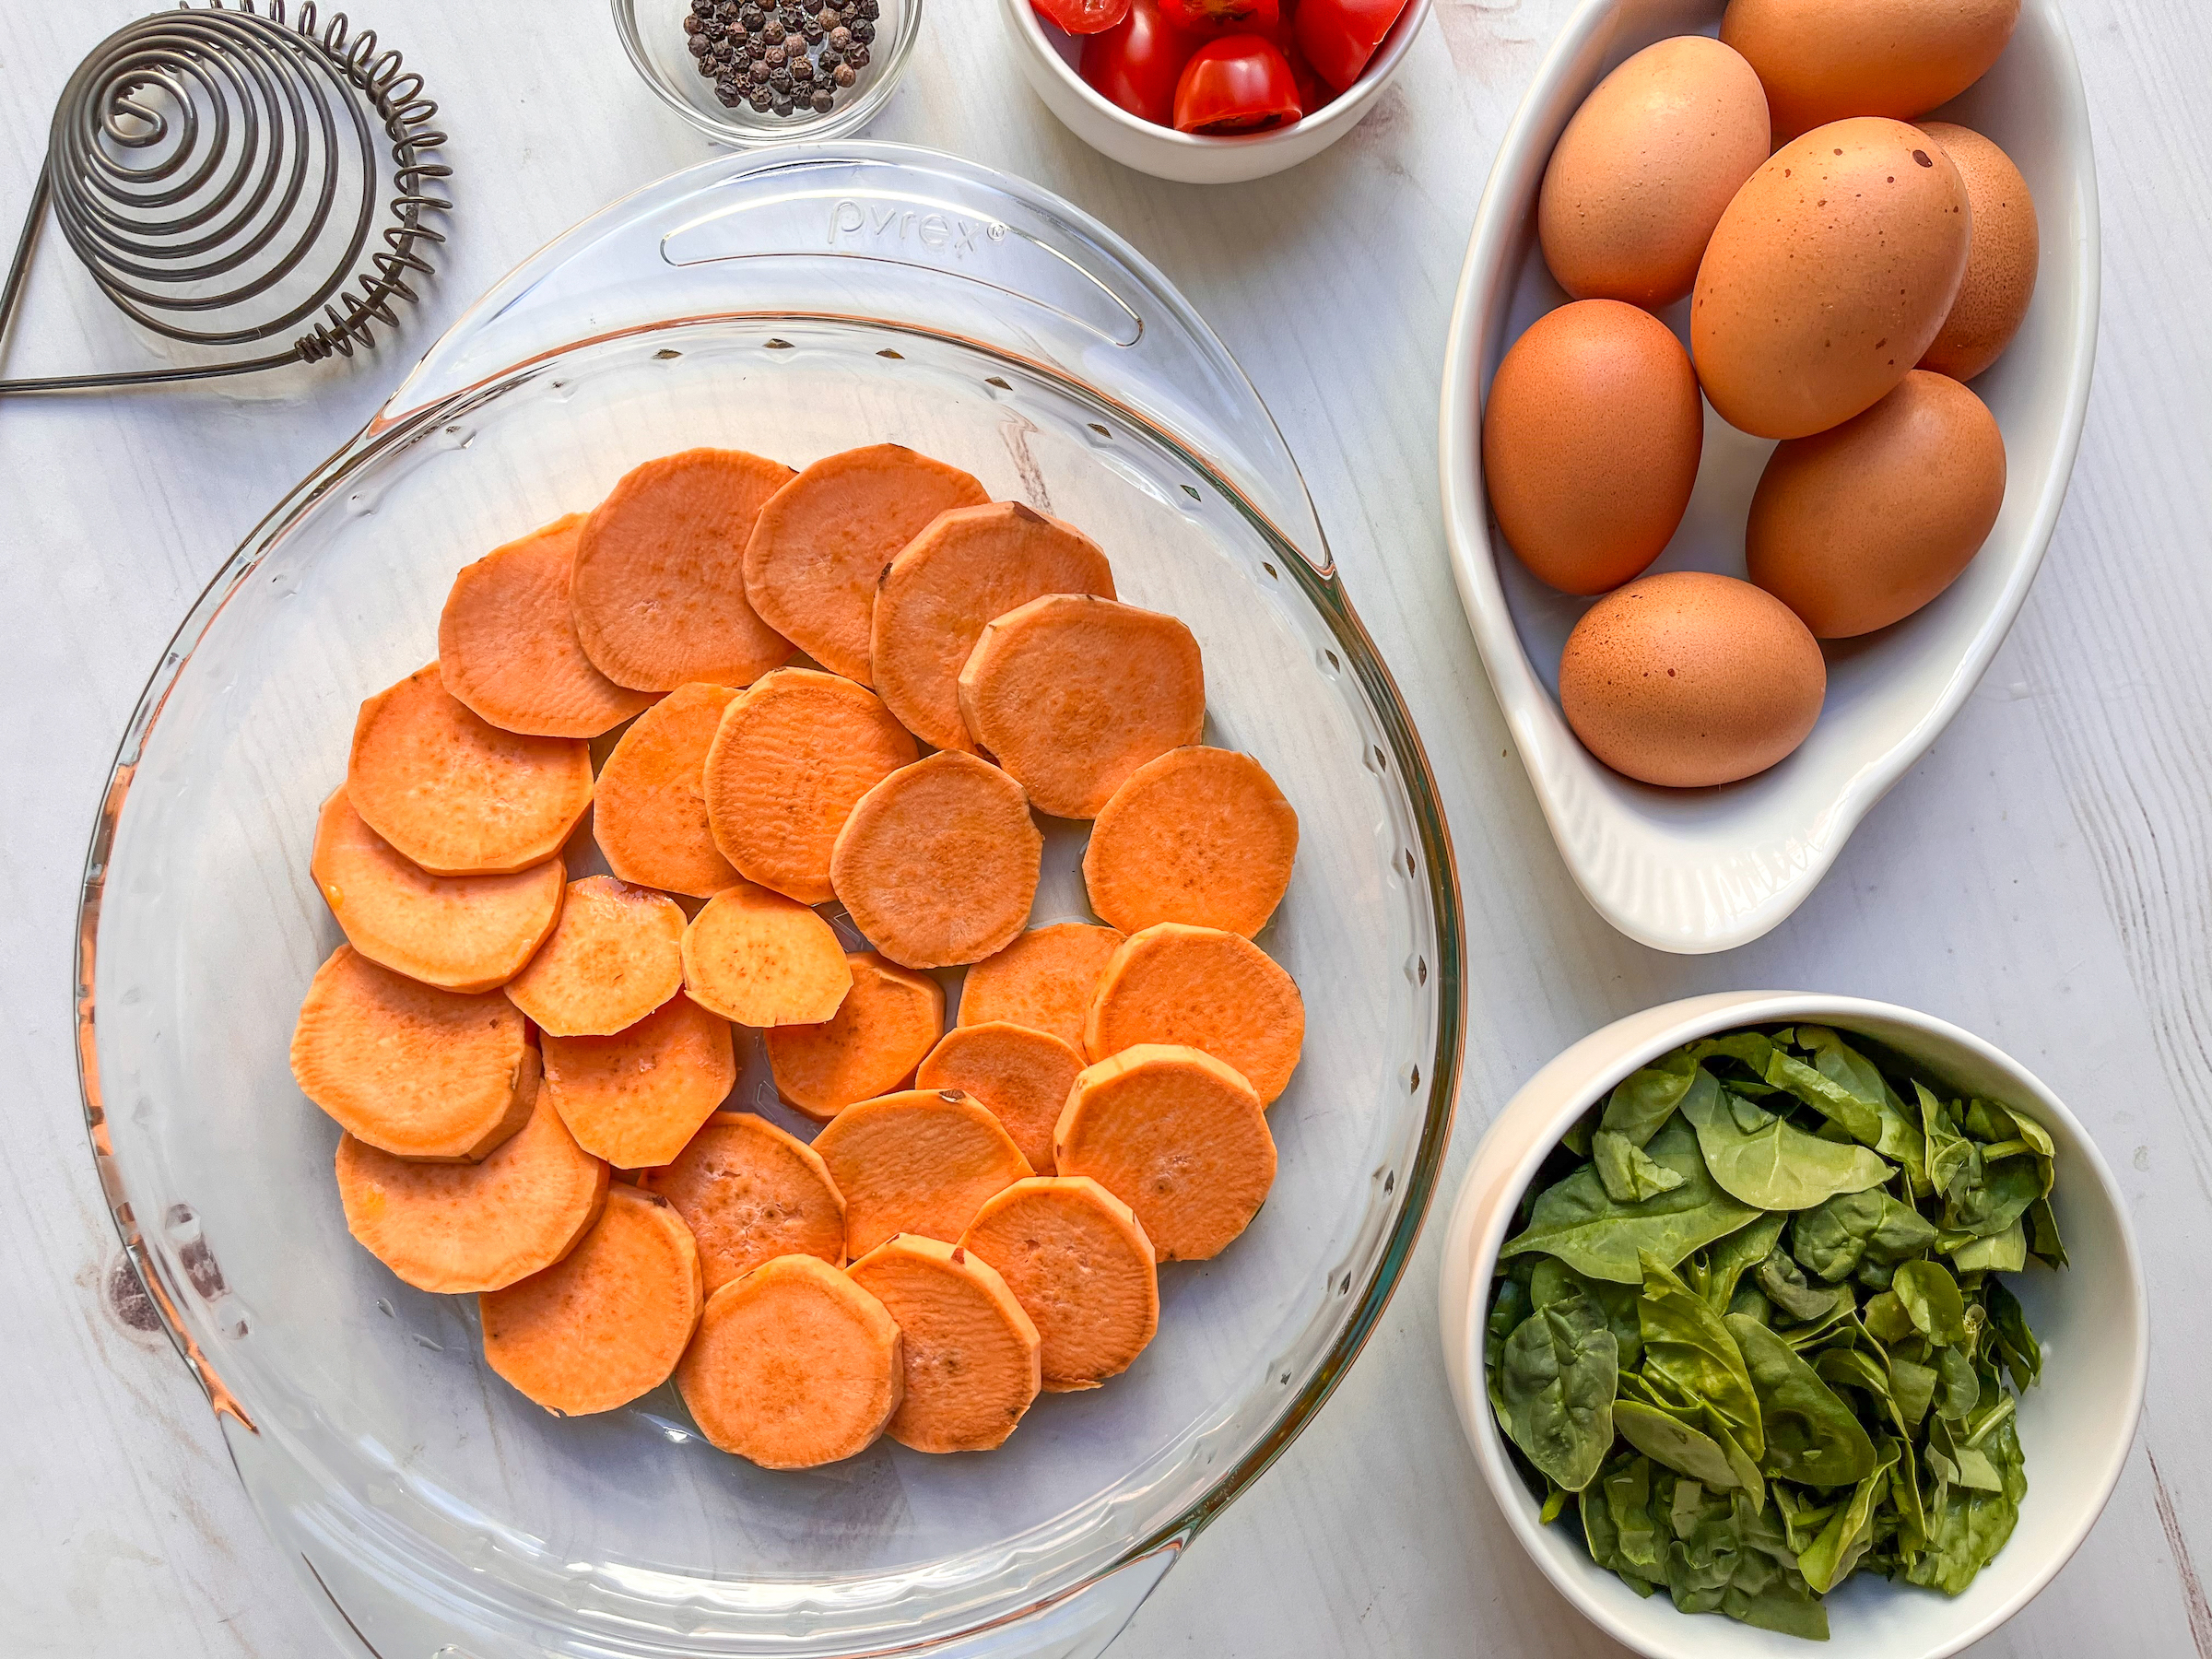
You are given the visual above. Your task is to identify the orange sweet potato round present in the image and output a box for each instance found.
[811,1089,1031,1259]
[642,1112,847,1290]
[845,1234,1040,1453]
[765,951,945,1121]
[954,923,1123,1050]
[681,879,853,1026]
[504,876,688,1038]
[960,1176,1158,1391]
[593,682,741,899]
[915,1021,1083,1174]
[1082,747,1298,937]
[1085,923,1304,1104]
[540,993,735,1169]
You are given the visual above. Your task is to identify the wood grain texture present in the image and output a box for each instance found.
[0,0,2206,1653]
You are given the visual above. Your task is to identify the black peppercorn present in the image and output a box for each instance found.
[688,32,711,54]
[828,24,851,47]
[806,88,831,112]
[740,3,765,24]
[831,62,856,86]
[764,42,786,66]
[762,18,784,42]
[857,0,879,17]
[684,12,705,31]
[846,42,869,65]
[747,36,768,57]
[772,93,794,114]
[691,0,715,13]
[851,18,874,41]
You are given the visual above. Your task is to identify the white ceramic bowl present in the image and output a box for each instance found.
[1003,0,1430,183]
[1438,0,2100,954]
[1436,992,2147,1659]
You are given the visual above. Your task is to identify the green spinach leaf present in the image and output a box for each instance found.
[1792,1188,1938,1281]
[1594,1130,1688,1204]
[1727,1312,1877,1489]
[1797,1438,1901,1593]
[1641,1258,1764,1459]
[1984,1278,2042,1392]
[1502,1118,1761,1285]
[1679,1066,1894,1211]
[1692,1211,1789,1313]
[1894,1259,1971,1347]
[1947,1219,2027,1274]
[1500,1293,1618,1492]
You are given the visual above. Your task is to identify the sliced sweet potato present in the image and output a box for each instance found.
[291,944,533,1160]
[641,1111,847,1290]
[741,444,989,684]
[336,1065,609,1293]
[1082,747,1298,937]
[764,952,945,1121]
[915,1021,1083,1173]
[503,876,687,1038]
[593,682,741,898]
[960,1176,1159,1392]
[682,879,853,1026]
[811,1089,1032,1258]
[347,665,594,876]
[1086,923,1304,1104]
[1054,1044,1276,1262]
[571,449,796,692]
[955,923,1124,1050]
[871,502,1116,754]
[480,1184,702,1415]
[311,789,564,994]
[845,1233,1040,1453]
[677,1254,903,1466]
[957,594,1205,818]
[541,993,735,1168]
[438,513,658,738]
[829,752,1041,970]
[702,667,918,904]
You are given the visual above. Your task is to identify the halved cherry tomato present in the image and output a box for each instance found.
[1033,0,1133,36]
[1159,0,1277,37]
[1171,35,1301,135]
[1292,0,1407,91]
[1080,0,1201,126]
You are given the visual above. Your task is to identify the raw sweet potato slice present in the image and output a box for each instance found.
[954,923,1124,1050]
[702,668,918,904]
[311,789,564,994]
[811,1089,1032,1258]
[764,952,945,1121]
[845,1233,1040,1453]
[291,944,534,1160]
[438,513,658,738]
[830,752,1041,970]
[960,1176,1159,1391]
[641,1111,846,1289]
[741,444,988,684]
[347,665,594,876]
[1082,747,1298,937]
[677,1253,903,1466]
[682,879,853,1026]
[480,1184,703,1415]
[503,876,687,1037]
[571,449,797,692]
[336,1065,610,1294]
[1054,1045,1276,1262]
[915,1021,1084,1173]
[541,994,735,1168]
[1086,924,1304,1104]
[593,682,740,898]
[957,594,1205,818]
[871,502,1117,754]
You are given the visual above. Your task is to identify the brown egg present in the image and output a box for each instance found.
[1538,37,1772,309]
[1720,0,2020,141]
[1560,571,1825,788]
[1918,124,2039,382]
[1482,300,1704,596]
[1747,371,2006,639]
[1692,118,1971,441]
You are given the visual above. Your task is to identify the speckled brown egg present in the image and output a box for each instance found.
[1482,300,1704,596]
[1747,370,2006,639]
[1720,0,2020,141]
[1917,123,2039,382]
[1559,570,1826,788]
[1691,117,1971,441]
[1538,36,1772,309]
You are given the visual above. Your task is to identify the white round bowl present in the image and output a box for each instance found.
[1002,0,1430,183]
[1436,992,2147,1659]
[1438,0,2100,954]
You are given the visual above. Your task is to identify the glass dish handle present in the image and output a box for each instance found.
[381,142,1327,569]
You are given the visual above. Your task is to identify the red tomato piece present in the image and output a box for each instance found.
[1080,0,1201,126]
[1293,0,1407,91]
[1171,35,1302,135]
[1285,37,1333,115]
[1159,0,1278,36]
[1033,0,1133,36]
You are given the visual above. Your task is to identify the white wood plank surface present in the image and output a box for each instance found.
[2,0,2207,1653]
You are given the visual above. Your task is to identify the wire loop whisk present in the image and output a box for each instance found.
[0,0,451,394]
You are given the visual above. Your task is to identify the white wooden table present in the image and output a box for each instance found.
[4,0,2207,1653]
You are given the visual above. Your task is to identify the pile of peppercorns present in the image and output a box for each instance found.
[684,0,880,118]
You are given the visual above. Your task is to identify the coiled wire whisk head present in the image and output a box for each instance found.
[0,0,451,393]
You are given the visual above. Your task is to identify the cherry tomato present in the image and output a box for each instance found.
[1293,0,1407,91]
[1159,0,1277,37]
[1080,0,1201,126]
[1172,35,1301,135]
[1033,0,1132,37]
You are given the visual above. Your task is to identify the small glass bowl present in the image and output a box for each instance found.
[613,0,922,146]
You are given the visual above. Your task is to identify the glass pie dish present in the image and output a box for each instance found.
[78,147,1464,1659]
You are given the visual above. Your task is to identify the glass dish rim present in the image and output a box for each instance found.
[74,307,1469,1641]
